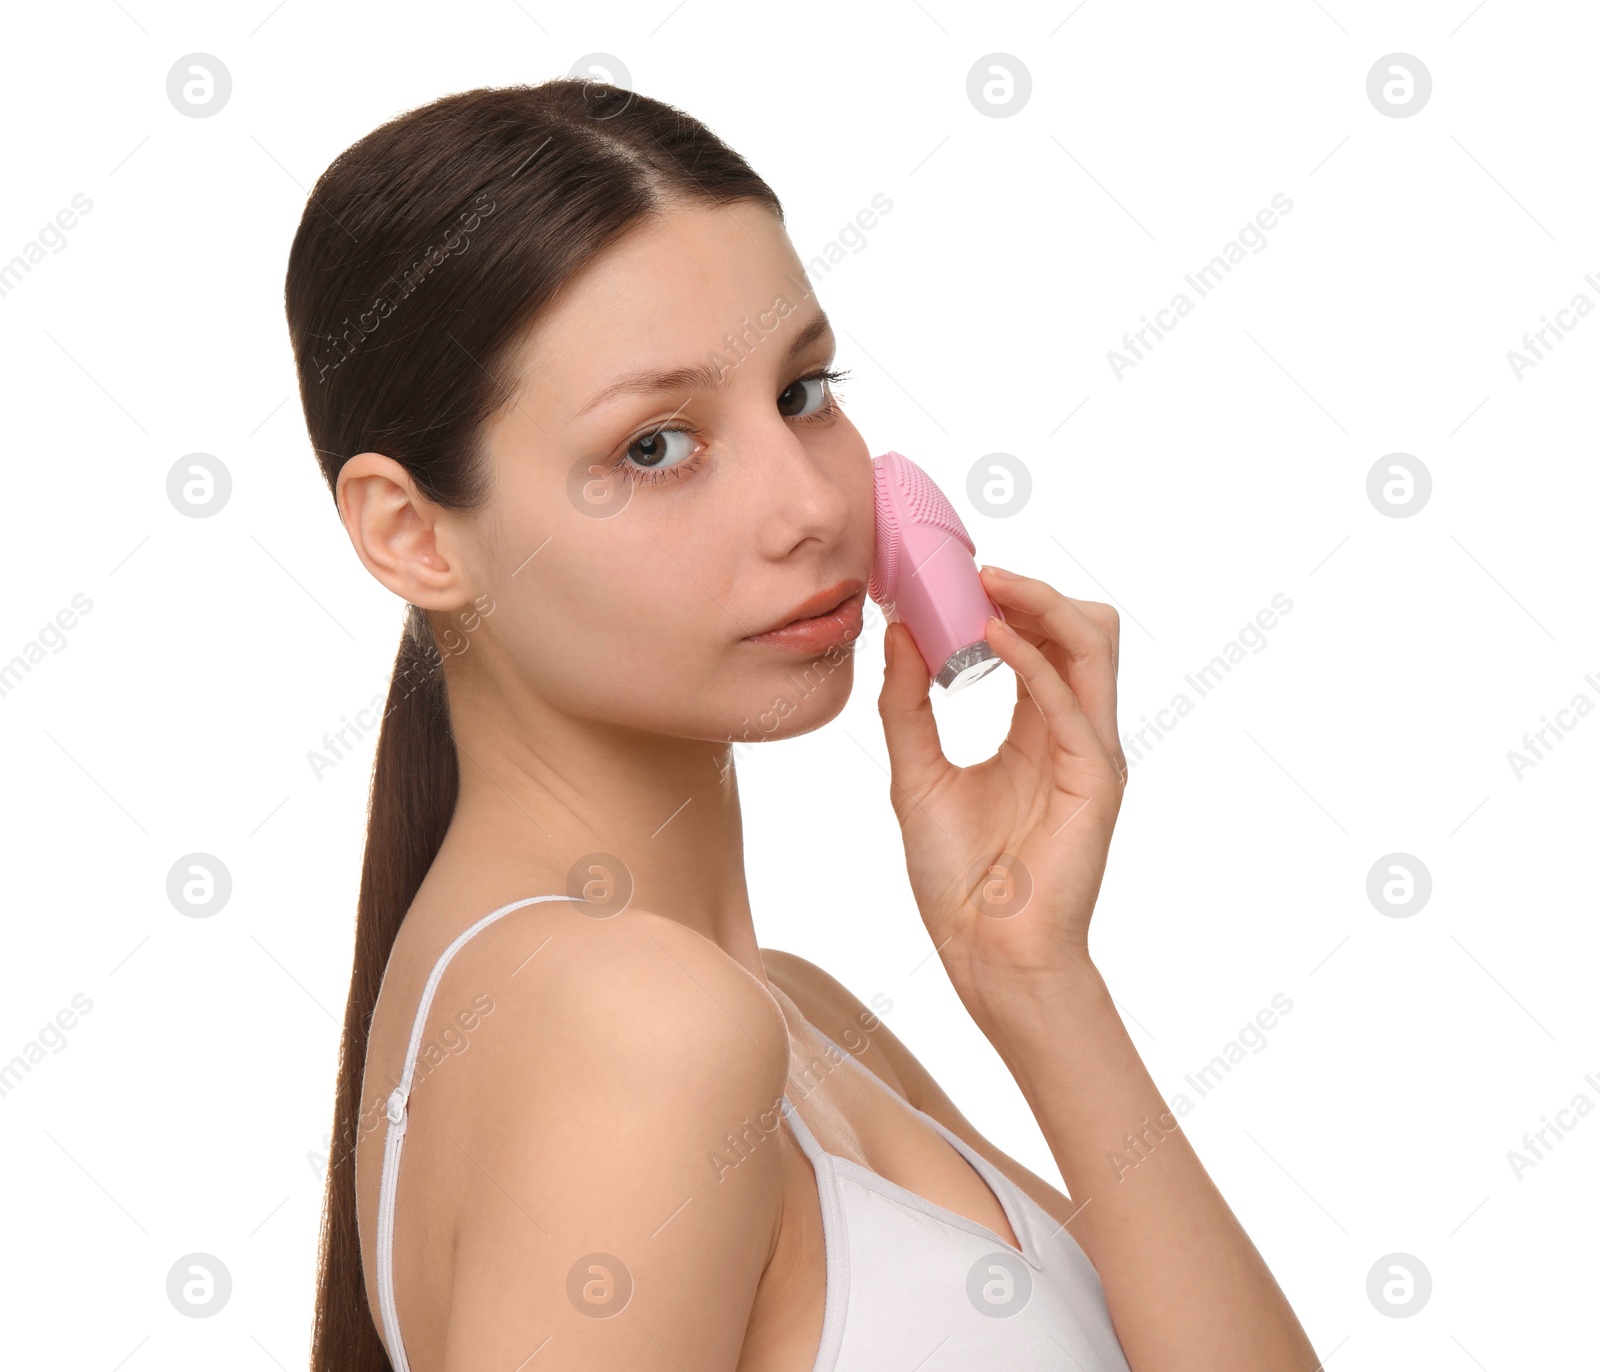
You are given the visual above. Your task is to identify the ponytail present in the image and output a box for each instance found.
[309,605,456,1371]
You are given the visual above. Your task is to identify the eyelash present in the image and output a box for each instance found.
[609,366,851,488]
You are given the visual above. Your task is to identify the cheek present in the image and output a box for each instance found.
[522,533,731,678]
[816,417,874,498]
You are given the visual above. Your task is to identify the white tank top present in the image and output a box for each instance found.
[374,895,1131,1372]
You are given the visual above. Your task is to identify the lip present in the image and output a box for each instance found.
[742,579,867,652]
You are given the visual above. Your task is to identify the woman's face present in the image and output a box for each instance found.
[458,198,875,748]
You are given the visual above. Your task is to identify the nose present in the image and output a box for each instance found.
[740,417,853,558]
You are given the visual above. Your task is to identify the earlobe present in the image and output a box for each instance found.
[336,451,467,610]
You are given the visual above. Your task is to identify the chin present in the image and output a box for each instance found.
[729,648,857,745]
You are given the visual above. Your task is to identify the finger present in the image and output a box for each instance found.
[980,569,1121,761]
[1077,601,1120,681]
[877,621,949,818]
[984,615,1118,794]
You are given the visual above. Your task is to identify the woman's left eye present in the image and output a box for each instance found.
[777,367,847,420]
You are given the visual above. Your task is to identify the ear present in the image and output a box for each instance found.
[336,452,472,611]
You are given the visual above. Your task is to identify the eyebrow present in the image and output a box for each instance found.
[570,311,835,420]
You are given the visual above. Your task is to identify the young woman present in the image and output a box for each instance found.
[287,79,1320,1372]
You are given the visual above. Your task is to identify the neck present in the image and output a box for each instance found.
[430,687,764,980]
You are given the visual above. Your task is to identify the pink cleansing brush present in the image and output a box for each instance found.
[868,450,1006,694]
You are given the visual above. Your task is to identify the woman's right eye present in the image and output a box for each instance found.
[616,426,704,484]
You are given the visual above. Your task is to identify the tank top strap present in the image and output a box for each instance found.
[780,1091,832,1165]
[812,1029,903,1101]
[374,892,575,1372]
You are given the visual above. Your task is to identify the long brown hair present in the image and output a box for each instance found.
[283,79,783,1370]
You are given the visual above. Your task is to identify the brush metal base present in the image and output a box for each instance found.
[937,639,1002,694]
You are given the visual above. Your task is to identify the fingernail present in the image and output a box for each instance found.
[981,564,1016,579]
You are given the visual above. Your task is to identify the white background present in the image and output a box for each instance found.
[1,1,1595,1367]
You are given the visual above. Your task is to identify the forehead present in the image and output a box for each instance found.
[512,199,810,412]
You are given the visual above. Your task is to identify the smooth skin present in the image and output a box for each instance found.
[340,197,1320,1370]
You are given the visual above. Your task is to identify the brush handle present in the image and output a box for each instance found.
[868,450,1006,694]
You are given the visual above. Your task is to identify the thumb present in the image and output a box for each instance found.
[877,622,948,817]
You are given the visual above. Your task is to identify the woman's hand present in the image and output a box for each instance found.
[877,565,1127,1031]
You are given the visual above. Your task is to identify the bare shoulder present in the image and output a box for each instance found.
[758,946,1082,1231]
[393,904,794,1370]
[447,902,793,1130]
